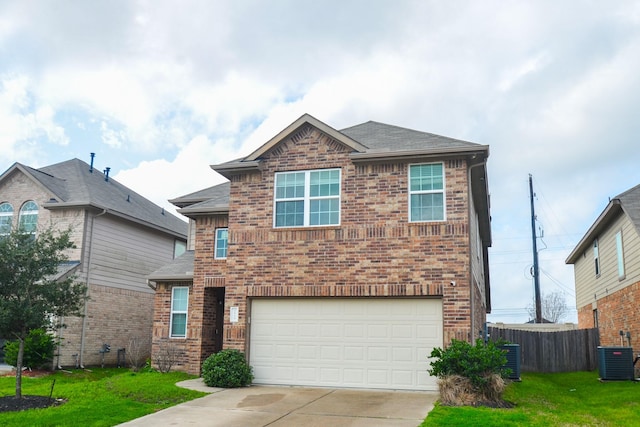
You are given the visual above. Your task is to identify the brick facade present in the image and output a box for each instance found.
[153,124,490,375]
[577,279,640,351]
[57,283,154,367]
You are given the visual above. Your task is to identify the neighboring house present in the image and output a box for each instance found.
[148,114,492,391]
[0,158,187,367]
[566,184,640,347]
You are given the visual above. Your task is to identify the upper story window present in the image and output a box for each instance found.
[615,231,625,279]
[174,240,186,259]
[593,238,600,276]
[215,228,228,259]
[0,203,13,235]
[274,169,341,228]
[170,287,189,338]
[19,201,38,234]
[409,163,445,222]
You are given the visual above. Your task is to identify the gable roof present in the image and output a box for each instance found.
[566,183,640,264]
[212,114,489,178]
[0,159,187,239]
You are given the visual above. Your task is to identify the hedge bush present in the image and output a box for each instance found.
[201,349,253,388]
[428,338,511,390]
[4,328,55,369]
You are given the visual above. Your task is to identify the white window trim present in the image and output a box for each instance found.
[616,230,625,280]
[0,202,13,235]
[273,168,341,228]
[593,238,600,277]
[170,286,189,338]
[408,162,446,223]
[19,200,38,234]
[214,228,228,259]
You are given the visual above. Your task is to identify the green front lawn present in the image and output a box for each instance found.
[0,368,206,426]
[422,371,640,426]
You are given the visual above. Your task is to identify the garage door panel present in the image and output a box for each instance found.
[250,298,442,391]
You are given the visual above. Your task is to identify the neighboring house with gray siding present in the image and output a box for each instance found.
[0,158,187,367]
[566,184,640,348]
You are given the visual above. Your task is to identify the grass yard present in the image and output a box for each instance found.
[0,368,206,426]
[421,371,640,426]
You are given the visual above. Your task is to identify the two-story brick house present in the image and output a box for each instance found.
[149,114,492,391]
[566,183,640,347]
[0,158,187,367]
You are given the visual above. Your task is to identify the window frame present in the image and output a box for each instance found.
[273,168,341,228]
[18,200,38,234]
[0,202,13,235]
[214,228,228,259]
[408,162,446,223]
[170,286,189,338]
[615,230,625,280]
[593,238,600,277]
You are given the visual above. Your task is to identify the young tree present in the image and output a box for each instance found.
[0,227,87,398]
[527,291,568,323]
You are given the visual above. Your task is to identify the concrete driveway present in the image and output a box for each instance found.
[118,379,439,427]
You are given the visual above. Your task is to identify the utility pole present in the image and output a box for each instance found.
[529,174,542,323]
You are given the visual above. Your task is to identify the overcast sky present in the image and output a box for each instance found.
[2,0,640,323]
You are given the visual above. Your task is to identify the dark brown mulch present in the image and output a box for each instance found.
[0,395,65,412]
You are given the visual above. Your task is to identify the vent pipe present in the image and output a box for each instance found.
[104,167,111,182]
[89,153,95,173]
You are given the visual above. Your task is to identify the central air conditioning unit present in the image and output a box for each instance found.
[598,346,634,380]
[500,344,521,381]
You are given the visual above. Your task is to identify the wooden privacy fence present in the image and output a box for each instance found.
[488,327,600,373]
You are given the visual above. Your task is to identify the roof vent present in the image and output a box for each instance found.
[161,207,165,215]
[104,167,111,182]
[90,152,95,173]
[126,194,130,203]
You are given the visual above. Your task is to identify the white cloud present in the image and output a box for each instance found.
[0,75,69,163]
[114,134,236,217]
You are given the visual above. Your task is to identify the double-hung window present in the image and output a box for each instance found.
[274,169,341,227]
[170,287,188,338]
[215,228,228,259]
[409,163,445,222]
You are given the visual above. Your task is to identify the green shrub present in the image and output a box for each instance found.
[428,338,511,391]
[201,349,253,388]
[4,328,55,369]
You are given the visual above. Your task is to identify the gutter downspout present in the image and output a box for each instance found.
[468,159,488,342]
[79,208,107,368]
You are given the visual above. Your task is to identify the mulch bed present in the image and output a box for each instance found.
[0,369,66,412]
[0,395,64,412]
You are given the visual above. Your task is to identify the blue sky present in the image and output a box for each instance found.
[2,0,640,323]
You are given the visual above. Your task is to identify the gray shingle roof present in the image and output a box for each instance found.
[8,159,187,238]
[170,182,230,208]
[617,184,640,232]
[147,250,194,281]
[340,121,481,153]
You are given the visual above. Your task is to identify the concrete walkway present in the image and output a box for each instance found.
[118,379,439,427]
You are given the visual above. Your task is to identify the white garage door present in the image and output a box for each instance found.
[249,298,443,391]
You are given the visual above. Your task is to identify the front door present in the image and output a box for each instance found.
[214,287,225,352]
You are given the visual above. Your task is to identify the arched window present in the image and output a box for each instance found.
[0,202,13,235]
[19,201,38,234]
